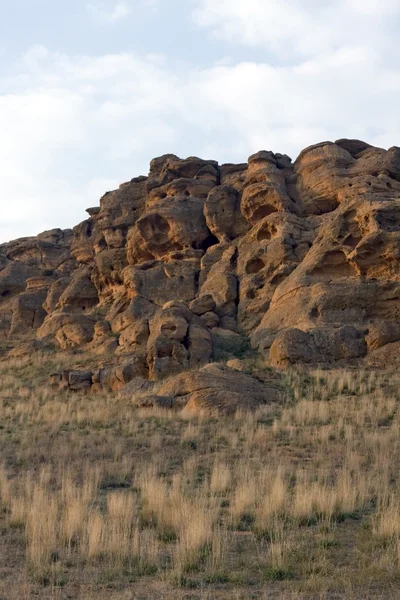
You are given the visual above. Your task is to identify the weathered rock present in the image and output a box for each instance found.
[43,277,72,313]
[50,369,93,391]
[189,294,216,316]
[200,311,219,329]
[127,197,212,264]
[204,185,249,242]
[0,262,41,298]
[158,364,283,415]
[3,140,400,394]
[237,212,314,332]
[68,370,93,391]
[269,326,367,368]
[146,155,218,193]
[58,267,99,313]
[38,313,95,350]
[10,288,47,335]
[118,377,154,398]
[199,244,238,318]
[123,260,199,306]
[93,356,148,390]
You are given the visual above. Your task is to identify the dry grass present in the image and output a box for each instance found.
[2,353,400,598]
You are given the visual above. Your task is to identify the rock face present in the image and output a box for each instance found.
[2,139,400,407]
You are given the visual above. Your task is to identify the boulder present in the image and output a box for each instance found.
[158,364,283,415]
[189,294,216,316]
[269,326,367,368]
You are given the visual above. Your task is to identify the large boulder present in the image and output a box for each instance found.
[157,364,283,415]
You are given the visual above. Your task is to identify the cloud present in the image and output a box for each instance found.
[86,1,132,23]
[192,0,400,60]
[1,20,400,243]
[86,0,158,23]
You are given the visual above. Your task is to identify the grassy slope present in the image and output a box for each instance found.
[1,353,400,599]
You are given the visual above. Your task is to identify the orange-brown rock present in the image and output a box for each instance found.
[3,139,400,405]
[157,364,283,415]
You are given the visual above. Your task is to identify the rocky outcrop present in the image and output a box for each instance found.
[2,138,400,410]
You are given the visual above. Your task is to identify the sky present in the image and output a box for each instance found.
[1,0,400,243]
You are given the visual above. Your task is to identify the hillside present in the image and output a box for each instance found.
[1,139,400,411]
[2,138,400,597]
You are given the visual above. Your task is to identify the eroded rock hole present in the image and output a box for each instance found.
[246,258,265,275]
[252,205,278,221]
[85,222,93,238]
[270,273,287,286]
[257,224,277,242]
[194,234,219,252]
[138,214,171,244]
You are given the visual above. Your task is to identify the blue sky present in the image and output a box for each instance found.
[1,0,400,242]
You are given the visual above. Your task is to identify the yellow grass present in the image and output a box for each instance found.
[2,354,400,598]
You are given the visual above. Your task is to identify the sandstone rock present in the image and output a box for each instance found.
[199,244,238,318]
[1,229,75,274]
[4,140,400,379]
[110,296,156,333]
[68,370,93,391]
[10,289,47,335]
[43,277,71,313]
[118,377,154,398]
[200,311,219,329]
[226,358,247,371]
[92,249,127,301]
[96,177,147,232]
[269,326,367,368]
[237,212,314,332]
[58,267,98,313]
[127,198,212,264]
[158,364,283,415]
[123,260,198,307]
[93,356,148,390]
[204,185,249,242]
[56,321,95,351]
[0,262,41,298]
[38,314,95,351]
[146,155,218,193]
[219,163,247,189]
[293,142,354,215]
[147,306,190,380]
[189,294,216,316]
[70,220,95,264]
[366,321,400,350]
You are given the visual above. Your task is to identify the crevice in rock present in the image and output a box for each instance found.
[192,234,219,252]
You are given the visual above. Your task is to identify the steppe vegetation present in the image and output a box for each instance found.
[1,352,400,599]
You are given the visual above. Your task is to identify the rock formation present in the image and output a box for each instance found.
[2,139,400,410]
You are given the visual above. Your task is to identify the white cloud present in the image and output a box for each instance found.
[86,0,158,23]
[86,1,132,23]
[1,19,400,243]
[193,0,400,60]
